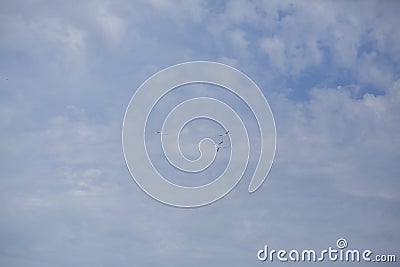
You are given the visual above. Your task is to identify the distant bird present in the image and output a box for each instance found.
[156,131,168,135]
[219,130,229,136]
[216,140,225,152]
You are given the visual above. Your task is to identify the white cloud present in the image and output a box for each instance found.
[356,51,395,88]
[260,36,286,70]
[203,1,399,86]
[1,1,399,266]
[94,1,125,45]
[147,0,206,23]
[218,56,239,67]
[226,29,248,51]
[274,80,400,199]
[0,13,87,78]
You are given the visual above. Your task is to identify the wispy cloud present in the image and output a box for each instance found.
[0,1,399,266]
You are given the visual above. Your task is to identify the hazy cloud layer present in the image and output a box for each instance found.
[1,1,399,266]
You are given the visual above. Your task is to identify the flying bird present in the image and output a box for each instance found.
[216,140,225,152]
[219,130,229,136]
[156,131,168,135]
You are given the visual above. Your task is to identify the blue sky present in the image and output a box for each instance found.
[1,0,399,266]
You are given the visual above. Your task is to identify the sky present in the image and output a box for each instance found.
[1,0,399,266]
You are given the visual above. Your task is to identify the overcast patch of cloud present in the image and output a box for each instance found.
[273,80,400,200]
[0,1,399,266]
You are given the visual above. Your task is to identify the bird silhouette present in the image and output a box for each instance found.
[216,141,225,152]
[219,130,229,136]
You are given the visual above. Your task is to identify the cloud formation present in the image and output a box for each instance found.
[0,1,399,266]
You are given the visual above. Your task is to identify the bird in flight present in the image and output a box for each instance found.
[156,131,168,135]
[219,130,229,136]
[216,141,225,152]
